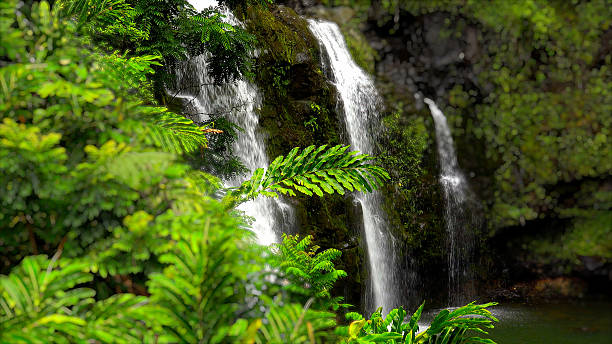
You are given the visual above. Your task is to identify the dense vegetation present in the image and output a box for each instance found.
[0,0,500,342]
[404,0,610,275]
[314,0,610,282]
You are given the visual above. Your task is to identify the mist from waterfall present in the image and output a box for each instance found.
[172,8,294,245]
[424,98,476,305]
[309,19,415,313]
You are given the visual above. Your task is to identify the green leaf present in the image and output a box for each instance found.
[228,145,389,204]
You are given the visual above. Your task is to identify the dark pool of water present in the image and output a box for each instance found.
[421,299,612,343]
[487,300,612,343]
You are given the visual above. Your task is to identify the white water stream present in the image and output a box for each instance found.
[309,19,411,313]
[424,98,475,305]
[173,7,294,245]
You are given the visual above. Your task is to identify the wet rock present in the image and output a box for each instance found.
[245,3,363,306]
[307,6,355,25]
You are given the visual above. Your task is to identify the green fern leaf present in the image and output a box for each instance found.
[228,145,389,204]
[145,108,209,154]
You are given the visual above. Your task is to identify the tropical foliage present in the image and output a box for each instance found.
[382,0,611,261]
[336,0,611,279]
[338,301,497,344]
[0,255,150,343]
[0,0,210,272]
[56,0,255,87]
[0,0,499,343]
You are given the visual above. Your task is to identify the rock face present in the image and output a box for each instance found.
[370,13,479,99]
[325,2,611,298]
[242,4,365,306]
[244,2,611,306]
[299,4,456,305]
[358,9,493,208]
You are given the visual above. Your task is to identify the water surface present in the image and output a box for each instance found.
[419,300,612,343]
[487,300,612,343]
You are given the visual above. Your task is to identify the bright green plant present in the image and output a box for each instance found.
[147,108,214,154]
[254,299,338,344]
[56,0,256,87]
[272,234,348,309]
[143,204,261,343]
[0,255,150,343]
[0,0,212,271]
[305,102,324,132]
[304,116,319,132]
[338,302,498,344]
[227,144,390,206]
[0,2,501,344]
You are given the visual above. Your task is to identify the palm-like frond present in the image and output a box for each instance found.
[414,302,498,344]
[84,294,151,343]
[146,109,210,154]
[144,212,260,343]
[0,255,149,343]
[228,145,390,205]
[0,255,92,343]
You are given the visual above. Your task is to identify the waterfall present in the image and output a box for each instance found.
[188,0,218,11]
[424,98,475,305]
[172,8,294,245]
[308,19,411,313]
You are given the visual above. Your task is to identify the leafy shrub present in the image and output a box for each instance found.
[338,302,498,344]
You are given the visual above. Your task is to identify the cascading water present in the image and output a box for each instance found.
[188,0,218,11]
[424,98,475,305]
[172,7,294,245]
[309,19,414,313]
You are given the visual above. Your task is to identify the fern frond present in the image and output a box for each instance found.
[144,212,260,343]
[146,108,209,154]
[271,234,347,309]
[228,145,389,205]
[56,0,130,23]
[337,301,498,344]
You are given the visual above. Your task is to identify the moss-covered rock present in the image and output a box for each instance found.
[244,4,365,306]
[375,87,450,305]
[245,5,341,153]
[274,2,454,305]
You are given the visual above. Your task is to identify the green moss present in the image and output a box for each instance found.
[245,4,363,305]
[246,5,341,157]
[379,110,446,259]
[341,26,377,75]
[246,6,319,65]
